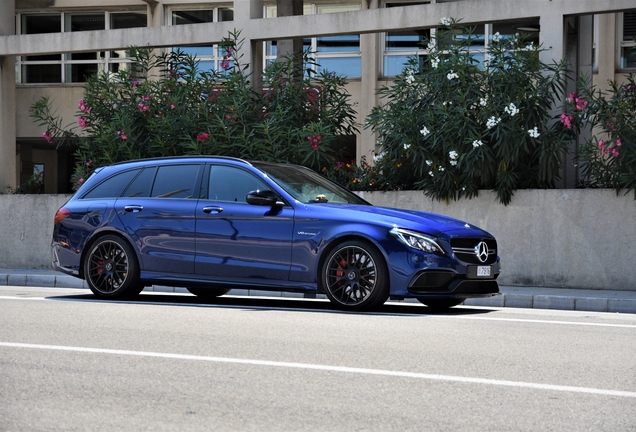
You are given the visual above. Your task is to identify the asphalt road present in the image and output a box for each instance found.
[1,286,635,431]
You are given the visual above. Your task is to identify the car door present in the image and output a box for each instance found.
[115,163,203,276]
[195,164,294,283]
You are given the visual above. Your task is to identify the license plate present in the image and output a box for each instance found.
[477,266,491,277]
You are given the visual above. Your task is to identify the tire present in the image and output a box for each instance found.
[84,235,142,299]
[417,298,464,309]
[321,240,389,311]
[186,287,231,299]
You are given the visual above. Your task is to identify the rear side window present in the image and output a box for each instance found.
[82,169,140,199]
[122,167,157,197]
[208,165,268,203]
[151,164,200,198]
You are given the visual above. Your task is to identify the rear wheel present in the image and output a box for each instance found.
[186,287,231,299]
[417,298,464,309]
[84,235,142,299]
[321,240,389,311]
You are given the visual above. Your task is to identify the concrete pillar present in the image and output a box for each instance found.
[359,0,379,164]
[275,0,303,63]
[0,1,16,191]
[234,0,264,93]
[595,13,616,92]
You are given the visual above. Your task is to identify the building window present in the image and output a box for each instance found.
[381,4,539,78]
[620,11,636,69]
[17,11,147,84]
[169,7,234,74]
[264,4,362,78]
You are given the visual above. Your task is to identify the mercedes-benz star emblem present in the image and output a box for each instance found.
[475,241,489,263]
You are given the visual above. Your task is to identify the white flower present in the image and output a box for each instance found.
[420,126,430,137]
[447,70,459,80]
[528,127,540,138]
[449,150,458,160]
[504,103,519,116]
[373,152,384,163]
[427,41,436,51]
[442,101,453,106]
[428,171,434,177]
[403,143,411,150]
[486,116,501,129]
[439,167,445,172]
[525,43,534,51]
[405,74,415,84]
[479,98,487,107]
[472,140,483,148]
[426,160,433,166]
[431,57,440,69]
[492,32,501,42]
[440,17,452,26]
[450,160,458,166]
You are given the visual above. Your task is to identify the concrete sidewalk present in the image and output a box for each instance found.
[2,268,636,314]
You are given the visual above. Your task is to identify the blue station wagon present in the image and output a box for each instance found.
[51,156,500,311]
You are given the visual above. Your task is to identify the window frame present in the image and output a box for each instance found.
[618,11,636,70]
[16,10,147,85]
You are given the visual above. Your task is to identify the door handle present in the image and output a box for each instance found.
[203,206,223,214]
[124,205,143,213]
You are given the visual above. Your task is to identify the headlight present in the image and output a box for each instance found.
[390,228,445,255]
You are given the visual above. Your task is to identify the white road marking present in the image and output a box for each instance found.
[1,341,635,399]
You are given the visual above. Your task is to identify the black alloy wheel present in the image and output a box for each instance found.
[84,235,141,299]
[186,287,231,299]
[322,240,389,311]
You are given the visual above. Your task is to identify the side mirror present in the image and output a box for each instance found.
[246,189,283,207]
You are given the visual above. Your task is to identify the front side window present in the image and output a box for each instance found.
[17,11,147,84]
[208,166,268,203]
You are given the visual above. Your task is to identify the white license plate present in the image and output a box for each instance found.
[477,266,491,277]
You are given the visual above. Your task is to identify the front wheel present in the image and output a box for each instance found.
[84,235,142,299]
[321,240,389,311]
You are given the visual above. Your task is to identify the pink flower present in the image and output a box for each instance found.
[132,81,139,88]
[86,160,92,167]
[225,114,236,123]
[138,103,149,112]
[171,104,175,109]
[575,98,588,110]
[143,95,150,101]
[560,113,573,129]
[197,133,209,143]
[569,92,576,103]
[611,148,620,157]
[220,59,230,71]
[117,130,128,140]
[78,99,90,114]
[616,139,622,147]
[41,132,53,143]
[78,178,84,184]
[311,143,319,151]
[598,140,605,149]
[78,116,88,128]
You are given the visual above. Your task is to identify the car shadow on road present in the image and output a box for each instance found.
[46,292,496,316]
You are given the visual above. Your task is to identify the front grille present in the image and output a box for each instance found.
[451,238,497,265]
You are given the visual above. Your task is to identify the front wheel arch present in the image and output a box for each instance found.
[319,238,390,311]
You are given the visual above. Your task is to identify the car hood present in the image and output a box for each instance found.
[305,203,493,238]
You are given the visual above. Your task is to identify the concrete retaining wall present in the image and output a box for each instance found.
[1,190,634,291]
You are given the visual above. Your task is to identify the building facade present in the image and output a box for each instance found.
[1,0,635,193]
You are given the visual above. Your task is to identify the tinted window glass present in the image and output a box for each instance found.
[82,169,140,199]
[151,165,200,198]
[122,167,157,197]
[208,166,268,203]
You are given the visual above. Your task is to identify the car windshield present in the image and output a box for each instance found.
[253,163,370,205]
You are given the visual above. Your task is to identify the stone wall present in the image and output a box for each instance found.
[1,190,634,290]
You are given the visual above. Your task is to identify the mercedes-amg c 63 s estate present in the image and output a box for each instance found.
[51,156,500,311]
